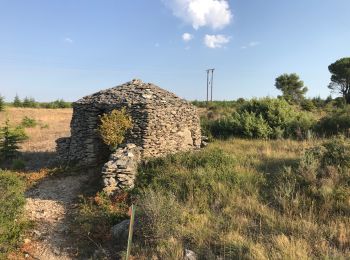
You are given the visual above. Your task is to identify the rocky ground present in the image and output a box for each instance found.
[23,172,92,260]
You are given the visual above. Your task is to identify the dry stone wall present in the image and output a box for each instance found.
[102,144,141,194]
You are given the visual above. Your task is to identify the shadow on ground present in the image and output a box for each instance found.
[21,151,56,171]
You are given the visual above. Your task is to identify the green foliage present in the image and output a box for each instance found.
[40,99,72,108]
[0,120,28,162]
[98,108,133,149]
[0,94,4,111]
[130,142,350,259]
[300,99,315,111]
[269,137,350,219]
[22,96,38,108]
[275,73,308,104]
[13,94,22,107]
[315,106,350,137]
[204,98,315,139]
[0,171,27,258]
[328,57,350,103]
[20,116,38,128]
[76,192,128,240]
[12,94,72,108]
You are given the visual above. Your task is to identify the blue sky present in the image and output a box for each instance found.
[0,0,349,102]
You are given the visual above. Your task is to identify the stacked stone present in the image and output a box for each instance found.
[56,78,202,168]
[55,137,71,164]
[102,144,141,195]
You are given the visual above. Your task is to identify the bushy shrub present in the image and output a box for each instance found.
[0,94,4,111]
[204,98,315,139]
[301,99,315,111]
[0,120,28,162]
[0,171,26,258]
[132,149,252,258]
[270,137,350,218]
[98,108,133,149]
[315,106,350,137]
[20,116,37,128]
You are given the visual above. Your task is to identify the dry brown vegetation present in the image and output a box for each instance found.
[0,107,72,152]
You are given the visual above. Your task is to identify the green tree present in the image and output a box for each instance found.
[13,94,22,107]
[275,73,308,104]
[22,97,37,108]
[328,57,350,104]
[0,120,28,162]
[0,94,4,111]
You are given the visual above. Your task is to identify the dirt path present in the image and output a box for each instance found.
[24,173,91,260]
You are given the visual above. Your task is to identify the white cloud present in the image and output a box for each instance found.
[204,34,230,48]
[164,0,232,30]
[182,32,194,42]
[64,37,73,43]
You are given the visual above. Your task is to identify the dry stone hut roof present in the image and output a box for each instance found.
[75,79,188,107]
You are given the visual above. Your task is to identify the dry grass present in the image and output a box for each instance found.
[0,107,72,152]
[130,138,350,259]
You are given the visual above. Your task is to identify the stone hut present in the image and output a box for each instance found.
[56,79,201,187]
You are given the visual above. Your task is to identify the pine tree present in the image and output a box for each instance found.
[0,120,27,162]
[13,94,22,107]
[275,73,308,104]
[0,94,4,111]
[22,97,30,108]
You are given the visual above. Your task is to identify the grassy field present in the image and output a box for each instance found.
[130,138,350,259]
[0,107,72,152]
[0,107,349,259]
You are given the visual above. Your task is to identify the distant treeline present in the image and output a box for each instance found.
[192,95,346,111]
[10,95,72,108]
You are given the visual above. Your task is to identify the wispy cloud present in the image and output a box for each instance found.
[155,42,160,48]
[182,32,194,42]
[204,34,230,48]
[241,41,261,49]
[163,0,233,30]
[64,37,73,44]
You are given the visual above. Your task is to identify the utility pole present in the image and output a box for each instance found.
[206,68,215,105]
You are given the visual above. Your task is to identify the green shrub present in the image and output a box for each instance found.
[132,148,266,258]
[20,116,37,128]
[98,108,133,149]
[127,141,349,259]
[76,192,128,239]
[0,94,4,111]
[270,137,350,218]
[0,120,28,162]
[40,123,49,129]
[13,94,22,107]
[0,171,27,258]
[315,106,350,137]
[301,99,315,111]
[204,98,315,139]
